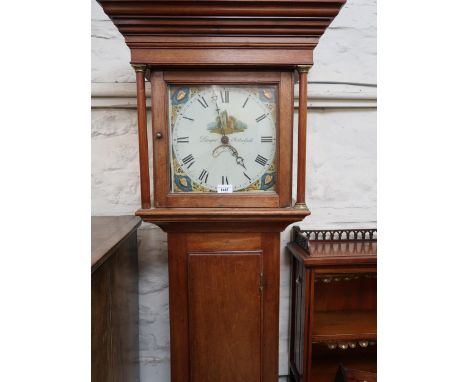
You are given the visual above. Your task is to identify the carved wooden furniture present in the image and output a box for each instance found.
[288,227,377,382]
[95,1,347,380]
[91,216,141,382]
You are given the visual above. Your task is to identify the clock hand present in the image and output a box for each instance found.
[212,97,229,144]
[210,96,247,169]
[216,109,246,168]
[211,144,246,170]
[235,155,247,170]
[225,144,247,170]
[212,144,230,158]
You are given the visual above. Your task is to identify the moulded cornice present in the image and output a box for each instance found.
[95,0,346,66]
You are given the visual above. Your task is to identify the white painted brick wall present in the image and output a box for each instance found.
[91,0,376,379]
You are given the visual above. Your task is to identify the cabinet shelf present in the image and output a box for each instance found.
[312,310,376,342]
[310,354,376,382]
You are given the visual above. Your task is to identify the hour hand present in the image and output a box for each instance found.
[235,156,246,169]
[228,146,246,170]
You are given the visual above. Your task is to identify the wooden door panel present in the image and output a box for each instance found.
[188,251,263,382]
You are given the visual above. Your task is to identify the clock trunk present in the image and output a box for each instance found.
[166,229,281,382]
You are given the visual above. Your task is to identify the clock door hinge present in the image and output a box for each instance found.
[259,272,264,292]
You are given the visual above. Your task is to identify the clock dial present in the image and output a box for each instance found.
[168,85,277,192]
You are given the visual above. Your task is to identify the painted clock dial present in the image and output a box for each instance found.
[168,85,277,193]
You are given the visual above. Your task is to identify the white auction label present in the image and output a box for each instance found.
[217,185,233,193]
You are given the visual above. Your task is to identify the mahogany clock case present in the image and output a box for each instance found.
[150,69,294,209]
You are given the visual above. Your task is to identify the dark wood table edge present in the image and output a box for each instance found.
[91,216,142,273]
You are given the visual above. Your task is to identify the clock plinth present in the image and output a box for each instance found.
[96,0,346,380]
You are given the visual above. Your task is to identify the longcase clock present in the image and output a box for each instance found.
[96,1,346,381]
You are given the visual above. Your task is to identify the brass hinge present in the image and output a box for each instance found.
[259,272,264,292]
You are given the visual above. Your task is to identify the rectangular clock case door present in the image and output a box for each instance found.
[167,230,281,382]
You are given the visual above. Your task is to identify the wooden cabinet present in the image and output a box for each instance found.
[91,216,141,382]
[288,227,377,382]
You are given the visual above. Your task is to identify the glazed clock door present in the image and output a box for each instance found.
[150,70,294,208]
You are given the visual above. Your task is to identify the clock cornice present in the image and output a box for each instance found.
[96,0,346,67]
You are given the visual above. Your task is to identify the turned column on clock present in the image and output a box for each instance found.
[132,64,151,209]
[295,65,312,210]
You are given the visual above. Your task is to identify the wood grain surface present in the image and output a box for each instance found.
[96,0,346,66]
[312,311,377,341]
[91,216,140,382]
[166,231,283,382]
[188,252,263,382]
[135,69,151,209]
[91,216,141,272]
[296,68,309,206]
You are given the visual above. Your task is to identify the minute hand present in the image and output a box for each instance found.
[212,103,246,169]
[214,102,228,143]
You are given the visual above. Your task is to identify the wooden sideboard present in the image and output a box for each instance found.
[91,216,141,382]
[288,227,377,382]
